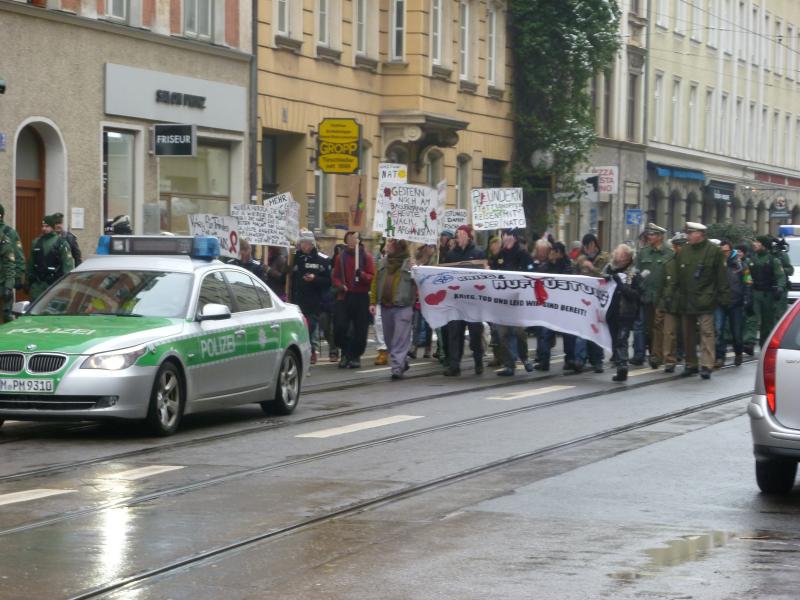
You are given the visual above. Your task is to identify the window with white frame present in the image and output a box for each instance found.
[459,1,470,79]
[657,0,667,28]
[719,93,728,153]
[737,1,746,60]
[707,0,718,47]
[704,89,714,151]
[317,0,329,46]
[764,14,771,70]
[675,0,686,35]
[772,111,780,163]
[185,0,212,38]
[456,155,471,210]
[735,97,743,157]
[751,5,759,64]
[775,21,783,76]
[691,0,703,41]
[487,4,498,86]
[627,72,638,141]
[654,73,664,141]
[277,0,289,35]
[688,84,698,148]
[432,0,443,65]
[391,0,405,61]
[785,115,792,167]
[355,0,367,53]
[748,103,755,160]
[788,26,796,80]
[354,0,377,58]
[671,78,682,145]
[722,0,732,53]
[106,0,127,20]
[762,107,769,160]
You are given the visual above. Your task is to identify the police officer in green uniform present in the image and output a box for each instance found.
[745,235,786,348]
[0,227,17,323]
[26,214,75,301]
[772,237,794,315]
[670,222,729,380]
[0,205,25,321]
[635,223,674,369]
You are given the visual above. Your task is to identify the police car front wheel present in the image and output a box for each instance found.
[146,362,185,436]
[261,350,301,416]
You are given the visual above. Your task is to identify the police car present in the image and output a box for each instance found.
[778,225,800,303]
[0,236,310,435]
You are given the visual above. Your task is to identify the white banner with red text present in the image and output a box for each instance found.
[412,266,616,352]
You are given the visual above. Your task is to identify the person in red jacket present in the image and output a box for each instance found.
[332,231,376,368]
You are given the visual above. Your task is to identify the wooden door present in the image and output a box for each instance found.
[15,181,45,301]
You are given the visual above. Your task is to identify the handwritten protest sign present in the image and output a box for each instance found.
[231,203,271,245]
[373,163,408,232]
[383,185,439,244]
[470,187,526,230]
[267,192,300,243]
[187,214,239,259]
[413,265,615,352]
[441,209,468,232]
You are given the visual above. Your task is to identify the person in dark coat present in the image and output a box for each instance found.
[53,213,82,267]
[291,229,331,365]
[536,241,580,372]
[444,224,486,376]
[602,244,642,382]
[230,239,266,280]
[714,240,751,368]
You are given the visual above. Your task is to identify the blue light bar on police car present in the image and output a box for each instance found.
[779,225,800,237]
[96,236,220,259]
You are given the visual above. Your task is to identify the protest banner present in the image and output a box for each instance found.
[383,184,439,244]
[187,214,239,259]
[373,162,408,232]
[470,187,526,230]
[412,265,615,352]
[231,203,271,246]
[441,209,468,232]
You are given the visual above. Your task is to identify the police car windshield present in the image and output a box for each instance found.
[30,271,193,318]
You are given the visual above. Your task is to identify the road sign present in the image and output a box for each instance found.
[625,209,643,226]
[317,118,361,174]
[153,124,196,156]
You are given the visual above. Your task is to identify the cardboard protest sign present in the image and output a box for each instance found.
[471,187,526,230]
[413,265,615,352]
[373,162,408,232]
[441,209,468,232]
[187,214,239,259]
[382,185,439,244]
[230,203,271,246]
[267,192,300,243]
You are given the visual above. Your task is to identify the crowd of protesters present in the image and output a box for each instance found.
[229,220,792,383]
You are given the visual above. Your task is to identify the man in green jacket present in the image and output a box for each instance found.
[27,214,75,301]
[0,205,25,322]
[745,235,786,348]
[670,222,729,380]
[635,223,674,369]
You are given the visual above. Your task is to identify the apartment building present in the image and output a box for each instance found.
[0,0,252,256]
[257,0,513,248]
[646,0,800,235]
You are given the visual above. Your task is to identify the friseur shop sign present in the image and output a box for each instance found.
[154,124,197,157]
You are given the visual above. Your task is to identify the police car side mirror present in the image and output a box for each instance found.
[11,301,30,316]
[198,303,231,321]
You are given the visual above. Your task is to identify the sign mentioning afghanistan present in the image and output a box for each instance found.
[413,266,615,352]
[470,188,526,230]
[317,118,361,174]
[154,124,197,156]
[383,185,439,245]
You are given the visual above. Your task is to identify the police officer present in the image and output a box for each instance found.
[0,205,25,320]
[635,223,674,369]
[746,235,786,348]
[0,228,16,323]
[669,222,729,380]
[53,213,82,267]
[771,236,794,315]
[291,229,331,365]
[27,214,75,301]
[661,232,688,373]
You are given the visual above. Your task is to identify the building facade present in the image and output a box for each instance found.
[0,0,252,259]
[646,0,800,235]
[257,0,514,249]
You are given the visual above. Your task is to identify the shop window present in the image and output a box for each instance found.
[103,129,136,231]
[158,142,231,234]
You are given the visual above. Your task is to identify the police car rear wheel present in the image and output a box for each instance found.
[146,362,185,436]
[755,459,798,495]
[261,351,300,415]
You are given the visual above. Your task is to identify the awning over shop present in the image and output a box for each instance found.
[648,162,705,181]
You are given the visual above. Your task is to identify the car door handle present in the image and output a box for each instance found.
[235,329,246,337]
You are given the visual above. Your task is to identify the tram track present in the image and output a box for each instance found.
[0,358,755,484]
[0,371,753,538]
[65,389,752,600]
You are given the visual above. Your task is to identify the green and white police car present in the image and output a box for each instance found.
[0,236,310,435]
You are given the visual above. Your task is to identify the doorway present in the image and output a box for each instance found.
[15,126,46,298]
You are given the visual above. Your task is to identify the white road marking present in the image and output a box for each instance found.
[106,465,185,481]
[359,366,392,373]
[0,489,75,507]
[297,415,424,438]
[487,385,575,400]
[627,368,654,378]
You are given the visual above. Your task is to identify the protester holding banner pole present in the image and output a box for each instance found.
[332,231,375,369]
[369,239,416,379]
[443,225,486,376]
[536,241,581,372]
[574,233,610,373]
[410,244,437,359]
[602,244,643,382]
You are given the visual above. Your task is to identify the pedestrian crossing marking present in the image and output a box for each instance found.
[106,465,185,481]
[487,385,575,401]
[0,489,75,507]
[297,415,424,438]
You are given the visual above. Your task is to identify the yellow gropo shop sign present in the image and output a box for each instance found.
[317,118,361,174]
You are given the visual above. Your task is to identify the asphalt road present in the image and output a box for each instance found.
[0,346,792,600]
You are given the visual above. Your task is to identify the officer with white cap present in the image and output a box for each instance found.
[634,223,674,369]
[665,221,729,379]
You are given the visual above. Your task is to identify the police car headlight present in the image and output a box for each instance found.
[82,347,147,370]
